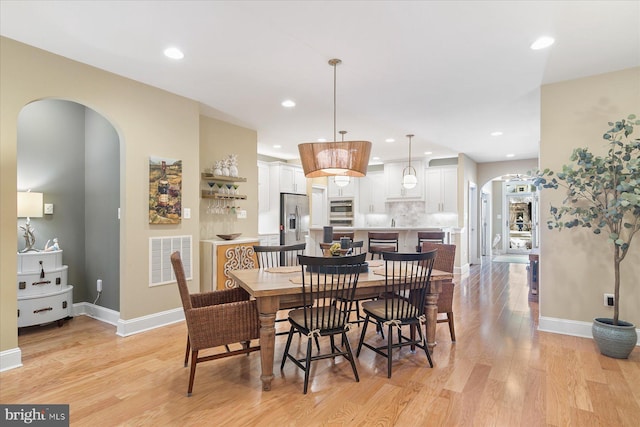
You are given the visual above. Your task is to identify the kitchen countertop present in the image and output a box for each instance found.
[309,226,458,231]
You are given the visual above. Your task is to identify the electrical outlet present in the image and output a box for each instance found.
[237,209,247,219]
[603,293,614,307]
[97,279,103,293]
[44,203,54,214]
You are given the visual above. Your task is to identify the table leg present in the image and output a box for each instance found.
[256,296,279,391]
[424,291,439,351]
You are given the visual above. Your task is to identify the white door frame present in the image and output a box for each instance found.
[311,185,327,228]
[468,182,480,265]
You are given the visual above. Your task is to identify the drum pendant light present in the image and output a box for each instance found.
[298,59,372,178]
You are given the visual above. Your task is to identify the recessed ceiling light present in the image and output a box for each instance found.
[424,151,432,155]
[281,99,296,108]
[490,131,503,136]
[530,36,555,50]
[163,47,184,59]
[317,138,327,142]
[273,145,282,149]
[385,138,395,143]
[506,153,515,158]
[373,156,380,160]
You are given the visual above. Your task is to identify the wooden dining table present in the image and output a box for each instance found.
[229,263,453,391]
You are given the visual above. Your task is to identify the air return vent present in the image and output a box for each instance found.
[149,235,192,286]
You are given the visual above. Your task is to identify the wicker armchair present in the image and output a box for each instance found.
[421,242,457,341]
[170,251,260,396]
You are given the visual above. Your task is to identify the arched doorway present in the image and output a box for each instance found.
[17,99,120,319]
[480,173,539,258]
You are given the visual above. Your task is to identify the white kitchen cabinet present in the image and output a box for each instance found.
[358,171,386,214]
[17,250,73,328]
[328,176,358,198]
[258,161,270,213]
[270,162,306,195]
[384,161,424,200]
[425,166,458,213]
[258,233,280,246]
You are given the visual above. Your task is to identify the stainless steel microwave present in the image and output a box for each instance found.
[329,199,354,226]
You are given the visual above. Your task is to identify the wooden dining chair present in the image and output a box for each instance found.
[253,243,307,336]
[253,243,306,268]
[422,242,457,341]
[170,251,260,396]
[356,250,437,378]
[281,253,367,394]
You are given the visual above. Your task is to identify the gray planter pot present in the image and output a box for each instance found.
[592,318,637,359]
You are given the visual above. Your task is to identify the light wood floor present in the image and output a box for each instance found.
[2,261,639,426]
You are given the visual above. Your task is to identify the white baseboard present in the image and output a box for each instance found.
[73,302,184,336]
[539,316,640,345]
[0,347,22,372]
[454,263,470,276]
[116,308,184,337]
[73,302,120,326]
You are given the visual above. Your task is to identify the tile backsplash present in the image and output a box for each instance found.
[360,201,458,227]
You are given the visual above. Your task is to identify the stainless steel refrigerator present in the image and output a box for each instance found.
[280,193,309,246]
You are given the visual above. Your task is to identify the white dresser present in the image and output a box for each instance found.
[17,250,73,328]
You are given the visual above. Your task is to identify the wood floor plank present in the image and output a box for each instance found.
[2,260,639,426]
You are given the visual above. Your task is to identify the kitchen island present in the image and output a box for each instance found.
[308,226,459,257]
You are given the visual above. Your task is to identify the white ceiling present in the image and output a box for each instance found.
[1,1,638,164]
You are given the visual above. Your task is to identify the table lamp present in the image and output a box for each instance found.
[18,191,43,252]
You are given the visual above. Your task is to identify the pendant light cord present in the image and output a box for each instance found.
[329,58,342,143]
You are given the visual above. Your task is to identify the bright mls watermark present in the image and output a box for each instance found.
[1,405,69,426]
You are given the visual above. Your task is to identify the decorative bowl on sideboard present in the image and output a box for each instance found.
[216,233,242,241]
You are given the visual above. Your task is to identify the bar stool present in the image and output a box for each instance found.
[332,231,355,242]
[368,232,399,259]
[416,231,445,251]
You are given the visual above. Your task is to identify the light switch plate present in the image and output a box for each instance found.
[183,208,191,219]
[44,203,54,214]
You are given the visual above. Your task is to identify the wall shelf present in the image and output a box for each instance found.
[201,190,247,200]
[201,173,247,183]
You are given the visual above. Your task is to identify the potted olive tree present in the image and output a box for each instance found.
[535,114,639,359]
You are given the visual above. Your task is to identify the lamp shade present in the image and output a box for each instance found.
[298,140,372,178]
[402,173,418,189]
[17,192,43,218]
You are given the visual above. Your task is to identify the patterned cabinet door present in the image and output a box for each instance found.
[216,241,258,289]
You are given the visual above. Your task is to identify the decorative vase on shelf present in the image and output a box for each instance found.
[221,158,230,176]
[228,154,239,177]
[213,160,223,176]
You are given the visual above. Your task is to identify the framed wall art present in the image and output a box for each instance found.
[149,156,182,224]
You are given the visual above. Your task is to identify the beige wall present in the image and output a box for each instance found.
[0,37,256,354]
[540,67,640,327]
[199,116,258,239]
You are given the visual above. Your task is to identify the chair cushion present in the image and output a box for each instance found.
[362,298,420,321]
[288,306,348,332]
